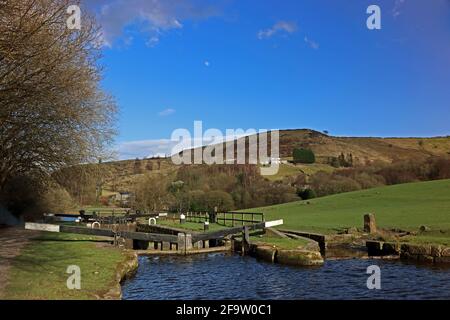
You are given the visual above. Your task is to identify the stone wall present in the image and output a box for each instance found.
[103,251,139,300]
[401,244,450,264]
[366,240,450,264]
[233,239,324,266]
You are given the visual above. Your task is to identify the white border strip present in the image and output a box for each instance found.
[25,222,60,233]
[265,219,283,228]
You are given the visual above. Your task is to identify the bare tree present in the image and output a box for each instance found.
[133,174,172,212]
[0,0,117,193]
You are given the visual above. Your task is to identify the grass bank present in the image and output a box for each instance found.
[250,235,309,249]
[2,232,134,300]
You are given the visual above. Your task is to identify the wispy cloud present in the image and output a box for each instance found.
[146,36,160,47]
[393,0,406,18]
[257,21,297,40]
[158,108,176,116]
[84,0,222,47]
[304,36,319,50]
[117,139,176,159]
[117,131,258,160]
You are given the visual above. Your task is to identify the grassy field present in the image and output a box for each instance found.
[2,233,128,300]
[156,180,450,246]
[244,179,450,238]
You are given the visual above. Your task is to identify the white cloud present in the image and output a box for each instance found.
[85,0,221,47]
[257,21,297,40]
[204,60,210,67]
[304,36,319,50]
[158,108,176,116]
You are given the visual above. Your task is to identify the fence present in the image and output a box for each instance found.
[184,211,264,226]
[185,212,209,223]
[64,208,131,216]
[216,211,264,227]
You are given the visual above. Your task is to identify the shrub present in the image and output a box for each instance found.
[328,153,354,167]
[425,157,450,180]
[310,172,362,197]
[293,148,316,164]
[329,157,340,168]
[297,188,316,200]
[188,190,207,212]
[352,172,385,189]
[133,174,171,211]
[42,186,75,213]
[203,190,234,212]
[378,160,421,185]
[0,176,74,221]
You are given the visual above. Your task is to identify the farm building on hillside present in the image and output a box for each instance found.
[260,157,287,165]
[105,191,132,207]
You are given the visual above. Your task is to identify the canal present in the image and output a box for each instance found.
[122,253,450,300]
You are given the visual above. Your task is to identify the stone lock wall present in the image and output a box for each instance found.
[366,240,450,264]
[400,244,450,264]
[233,239,324,266]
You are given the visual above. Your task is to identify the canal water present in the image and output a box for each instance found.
[122,253,450,300]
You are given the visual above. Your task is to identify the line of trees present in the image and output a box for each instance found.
[327,153,354,168]
[0,1,117,218]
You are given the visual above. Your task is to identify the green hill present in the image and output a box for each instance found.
[245,179,450,236]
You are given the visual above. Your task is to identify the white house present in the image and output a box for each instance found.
[261,157,286,166]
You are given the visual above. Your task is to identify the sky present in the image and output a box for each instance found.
[84,0,450,159]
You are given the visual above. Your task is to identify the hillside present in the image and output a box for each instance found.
[96,130,450,192]
[100,157,178,192]
[185,129,450,164]
[244,179,450,241]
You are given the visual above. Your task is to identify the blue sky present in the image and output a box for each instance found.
[86,0,450,159]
